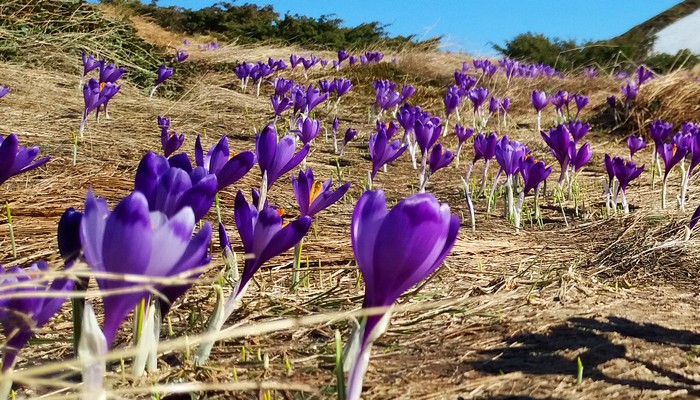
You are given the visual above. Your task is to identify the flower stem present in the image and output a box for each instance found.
[662,176,668,209]
[6,202,15,258]
[292,239,303,289]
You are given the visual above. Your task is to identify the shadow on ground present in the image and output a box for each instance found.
[468,316,700,396]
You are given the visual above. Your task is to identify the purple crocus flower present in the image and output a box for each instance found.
[318,79,333,93]
[531,90,549,112]
[99,63,124,84]
[193,135,255,191]
[303,84,328,114]
[368,127,407,180]
[346,189,458,400]
[567,120,590,143]
[573,94,588,118]
[621,81,639,105]
[134,152,217,221]
[295,117,322,145]
[291,168,350,218]
[488,97,501,115]
[658,141,688,179]
[79,190,212,345]
[289,54,301,69]
[612,157,644,193]
[349,55,358,65]
[467,87,489,111]
[0,262,74,372]
[256,125,309,189]
[473,132,498,163]
[342,128,357,150]
[270,95,292,117]
[607,95,616,109]
[454,72,476,92]
[58,207,84,266]
[150,65,174,97]
[454,124,474,165]
[81,53,102,77]
[520,156,552,195]
[443,86,461,119]
[161,129,184,158]
[227,190,311,304]
[401,85,415,102]
[568,142,592,172]
[428,144,454,174]
[413,116,442,154]
[272,78,294,96]
[650,119,673,147]
[397,103,418,136]
[0,86,9,99]
[0,134,50,186]
[551,90,569,118]
[636,65,654,86]
[612,157,644,213]
[627,134,647,158]
[333,78,353,97]
[175,50,189,63]
[495,136,526,177]
[421,143,454,193]
[541,124,571,185]
[338,50,349,64]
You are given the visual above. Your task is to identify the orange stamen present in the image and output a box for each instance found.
[309,181,323,204]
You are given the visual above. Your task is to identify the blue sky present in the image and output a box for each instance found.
[147,0,683,55]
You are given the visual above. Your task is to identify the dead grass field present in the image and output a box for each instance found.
[1,8,700,400]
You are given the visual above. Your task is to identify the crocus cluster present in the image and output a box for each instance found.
[540,121,592,193]
[604,154,645,214]
[79,56,123,136]
[372,79,413,119]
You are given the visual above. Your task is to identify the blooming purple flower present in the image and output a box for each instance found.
[428,144,454,173]
[291,168,350,218]
[568,142,592,172]
[80,190,212,345]
[0,262,74,371]
[443,86,461,119]
[58,207,83,267]
[343,128,357,147]
[401,85,415,102]
[349,55,358,65]
[295,117,322,145]
[82,53,102,77]
[413,115,442,154]
[636,65,654,85]
[627,134,647,158]
[567,120,590,143]
[368,127,407,179]
[495,136,526,177]
[455,124,474,146]
[573,94,589,117]
[621,81,639,104]
[134,152,217,221]
[230,190,311,298]
[256,125,309,189]
[175,50,189,63]
[530,90,549,112]
[488,97,501,115]
[541,124,571,168]
[161,129,184,158]
[338,50,349,63]
[520,157,552,195]
[0,134,50,186]
[272,78,294,96]
[454,72,476,92]
[347,189,458,400]
[333,78,353,97]
[290,54,301,69]
[658,141,689,180]
[192,135,255,191]
[473,132,498,162]
[155,65,173,86]
[612,157,644,193]
[99,63,124,84]
[650,119,673,147]
[467,87,489,111]
[270,95,292,116]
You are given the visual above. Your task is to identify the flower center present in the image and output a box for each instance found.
[309,181,323,204]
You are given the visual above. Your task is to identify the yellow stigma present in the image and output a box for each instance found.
[99,82,106,92]
[276,208,285,217]
[672,143,677,156]
[309,181,323,204]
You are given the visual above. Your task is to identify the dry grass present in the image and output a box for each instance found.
[1,8,700,400]
[630,71,700,133]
